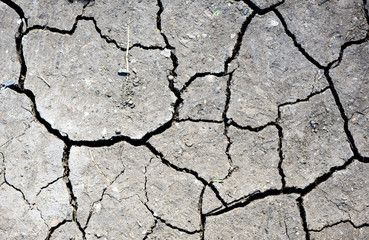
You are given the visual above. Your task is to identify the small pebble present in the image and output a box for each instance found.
[160,49,171,58]
[167,75,174,81]
[243,8,249,15]
[118,69,130,76]
[185,141,193,147]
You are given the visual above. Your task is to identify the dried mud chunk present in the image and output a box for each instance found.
[85,195,154,240]
[146,221,199,240]
[0,184,47,239]
[69,143,152,226]
[0,90,33,146]
[279,0,368,65]
[2,120,65,202]
[14,0,85,30]
[161,0,248,88]
[280,90,352,188]
[146,157,203,232]
[205,195,304,239]
[179,75,227,121]
[305,160,369,230]
[0,2,20,84]
[228,12,327,128]
[330,42,369,156]
[212,126,281,203]
[310,222,369,240]
[24,20,174,140]
[84,0,163,48]
[0,90,65,205]
[149,121,229,181]
[49,222,83,240]
[35,180,72,227]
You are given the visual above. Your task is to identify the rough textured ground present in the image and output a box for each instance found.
[0,0,368,239]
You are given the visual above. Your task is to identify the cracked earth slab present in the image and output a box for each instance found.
[208,125,281,205]
[179,75,228,121]
[69,142,153,230]
[280,89,352,188]
[149,121,229,182]
[1,0,369,239]
[228,11,327,128]
[14,0,86,30]
[146,156,203,232]
[23,20,175,140]
[161,0,249,88]
[305,160,369,230]
[0,184,48,239]
[330,41,369,156]
[0,1,20,84]
[205,195,304,239]
[278,0,368,66]
[0,90,71,233]
[310,222,369,240]
[48,221,83,240]
[83,0,163,48]
[145,221,200,240]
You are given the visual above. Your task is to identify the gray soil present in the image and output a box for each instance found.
[0,0,368,239]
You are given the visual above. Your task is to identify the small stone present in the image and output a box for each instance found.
[243,9,249,15]
[185,141,193,147]
[160,49,171,58]
[269,19,279,27]
[167,75,174,81]
[118,69,130,76]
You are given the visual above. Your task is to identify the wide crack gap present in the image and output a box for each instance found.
[61,144,86,239]
[322,70,364,160]
[1,0,27,24]
[309,219,369,232]
[296,196,310,240]
[45,219,73,240]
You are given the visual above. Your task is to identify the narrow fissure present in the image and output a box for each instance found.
[61,144,86,239]
[45,219,72,240]
[296,197,310,240]
[309,219,369,232]
[275,124,286,189]
[198,185,207,240]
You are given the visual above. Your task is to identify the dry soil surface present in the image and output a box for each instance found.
[0,0,368,239]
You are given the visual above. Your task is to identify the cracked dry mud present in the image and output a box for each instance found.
[0,0,368,239]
